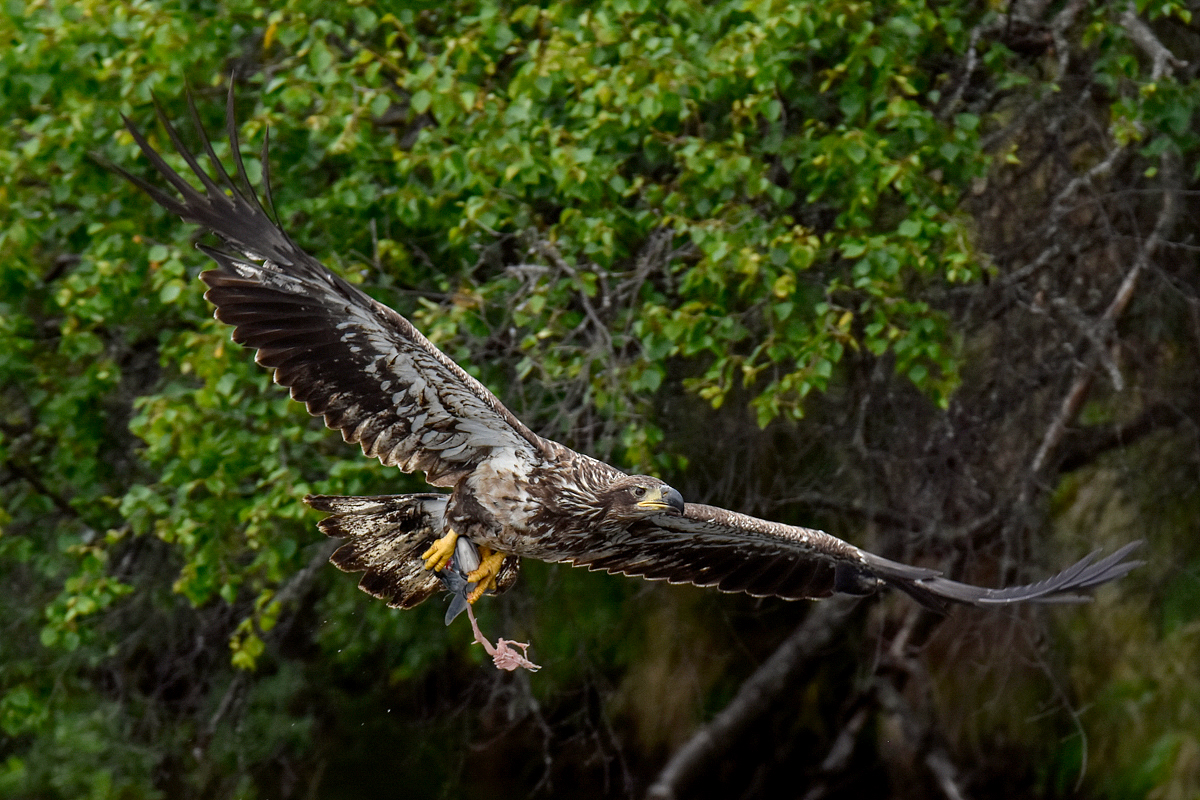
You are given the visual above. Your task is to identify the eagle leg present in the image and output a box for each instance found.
[421,528,459,572]
[466,547,508,603]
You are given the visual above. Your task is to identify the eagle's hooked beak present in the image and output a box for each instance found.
[637,485,686,515]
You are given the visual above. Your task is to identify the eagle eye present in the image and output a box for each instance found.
[632,486,647,498]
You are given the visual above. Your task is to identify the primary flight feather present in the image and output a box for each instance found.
[112,93,1141,622]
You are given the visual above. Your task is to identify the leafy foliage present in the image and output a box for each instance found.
[1,0,1198,798]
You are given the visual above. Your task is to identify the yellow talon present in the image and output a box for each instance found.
[420,529,459,572]
[466,548,508,603]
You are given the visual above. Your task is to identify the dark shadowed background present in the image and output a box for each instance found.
[2,1,1198,798]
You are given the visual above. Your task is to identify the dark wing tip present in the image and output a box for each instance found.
[112,92,306,273]
[879,540,1145,609]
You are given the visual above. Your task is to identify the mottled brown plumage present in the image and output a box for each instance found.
[112,93,1142,620]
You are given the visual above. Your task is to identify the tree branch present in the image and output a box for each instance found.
[1000,145,1126,288]
[645,597,860,800]
[531,237,613,352]
[1050,0,1089,79]
[3,458,77,519]
[799,702,873,800]
[1029,155,1181,476]
[1120,4,1187,81]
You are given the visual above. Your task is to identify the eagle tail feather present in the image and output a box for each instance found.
[305,493,448,610]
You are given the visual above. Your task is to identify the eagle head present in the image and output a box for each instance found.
[602,475,685,521]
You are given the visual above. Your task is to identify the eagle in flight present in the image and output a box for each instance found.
[113,93,1141,628]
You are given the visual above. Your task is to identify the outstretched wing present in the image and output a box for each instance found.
[572,503,1142,612]
[112,93,553,487]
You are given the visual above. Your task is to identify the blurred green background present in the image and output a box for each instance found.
[2,1,1198,797]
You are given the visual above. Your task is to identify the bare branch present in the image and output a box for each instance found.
[800,703,872,800]
[1120,4,1187,81]
[1050,0,1089,79]
[926,749,970,800]
[646,597,860,800]
[205,672,247,741]
[940,21,987,119]
[1001,145,1126,287]
[1029,155,1181,476]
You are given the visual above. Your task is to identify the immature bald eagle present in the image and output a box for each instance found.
[113,94,1141,621]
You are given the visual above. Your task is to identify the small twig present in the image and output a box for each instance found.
[940,18,1002,119]
[4,458,78,519]
[627,226,676,292]
[204,672,247,743]
[1038,296,1124,390]
[369,217,380,270]
[1050,0,1089,79]
[531,238,613,352]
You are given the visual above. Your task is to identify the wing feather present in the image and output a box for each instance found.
[114,93,554,486]
[578,503,1142,610]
